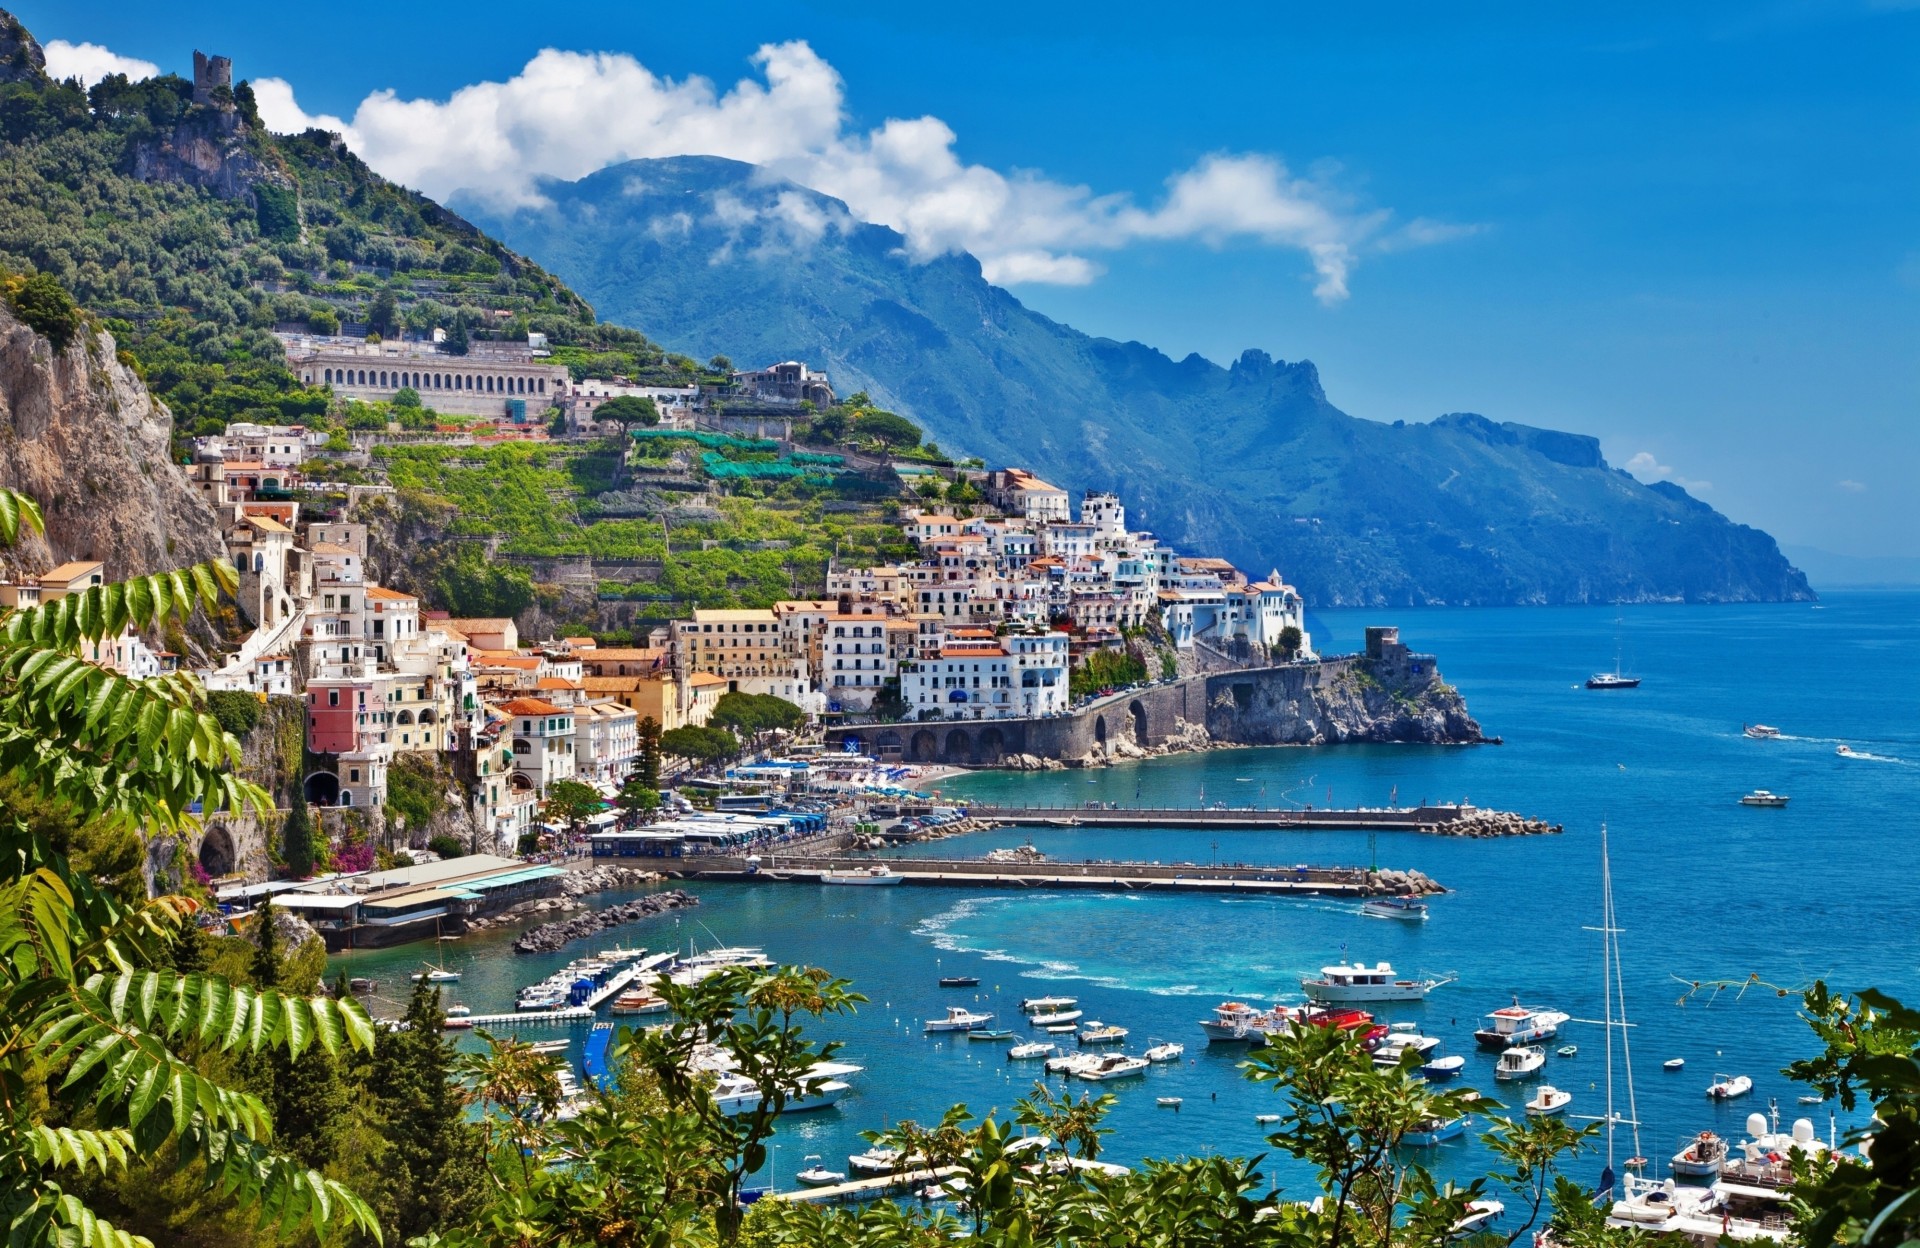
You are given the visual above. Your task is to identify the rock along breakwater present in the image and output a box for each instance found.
[513,889,699,954]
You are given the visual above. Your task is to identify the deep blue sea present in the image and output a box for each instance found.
[331,594,1918,1194]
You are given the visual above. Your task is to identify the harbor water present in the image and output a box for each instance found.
[331,593,1917,1192]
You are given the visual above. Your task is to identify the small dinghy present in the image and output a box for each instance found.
[795,1156,845,1187]
[1663,1057,1686,1071]
[1706,1073,1753,1100]
[1556,1044,1578,1058]
[1144,1042,1186,1063]
[1420,1054,1467,1081]
[1157,1096,1183,1108]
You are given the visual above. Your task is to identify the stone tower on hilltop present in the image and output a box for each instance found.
[191,49,231,106]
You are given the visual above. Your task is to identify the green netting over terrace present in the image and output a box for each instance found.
[698,451,842,480]
[631,430,779,452]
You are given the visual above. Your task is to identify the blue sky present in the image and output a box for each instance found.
[25,1,1920,557]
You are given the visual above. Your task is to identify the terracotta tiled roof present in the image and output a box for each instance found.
[499,697,563,716]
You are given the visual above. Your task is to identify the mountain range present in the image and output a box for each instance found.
[463,155,1813,606]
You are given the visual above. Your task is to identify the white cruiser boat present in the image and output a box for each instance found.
[1738,790,1789,808]
[1007,1041,1056,1060]
[1361,896,1430,922]
[1454,1201,1506,1234]
[1144,1042,1186,1063]
[1743,724,1781,739]
[820,865,904,885]
[1301,962,1451,1004]
[1525,1085,1573,1116]
[1198,1001,1283,1043]
[795,1156,846,1186]
[1029,1008,1084,1027]
[1671,1130,1730,1178]
[711,1071,850,1116]
[1706,1073,1754,1101]
[925,1007,993,1033]
[1077,1022,1129,1046]
[1021,995,1078,1013]
[847,1147,909,1177]
[1606,1173,1791,1244]
[1077,1053,1150,1081]
[1724,1109,1830,1188]
[1474,1002,1571,1049]
[1372,1032,1443,1067]
[1494,1045,1547,1081]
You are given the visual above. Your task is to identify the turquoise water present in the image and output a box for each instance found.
[333,594,1918,1193]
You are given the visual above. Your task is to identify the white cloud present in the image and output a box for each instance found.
[1627,450,1710,492]
[1839,478,1868,492]
[253,41,1462,299]
[43,40,158,87]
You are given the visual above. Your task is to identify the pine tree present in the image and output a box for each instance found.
[368,977,488,1238]
[283,788,313,878]
[636,715,663,790]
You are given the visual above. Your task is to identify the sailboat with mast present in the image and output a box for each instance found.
[1587,612,1641,689]
[1571,822,1643,1192]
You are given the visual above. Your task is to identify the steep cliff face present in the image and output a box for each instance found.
[0,308,222,583]
[1202,658,1483,749]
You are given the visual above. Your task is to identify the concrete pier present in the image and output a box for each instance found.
[667,854,1431,897]
[966,802,1480,832]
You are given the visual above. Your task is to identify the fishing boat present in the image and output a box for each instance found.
[1404,1115,1467,1146]
[1494,1046,1547,1081]
[1525,1085,1573,1116]
[1361,895,1431,922]
[966,1028,1014,1043]
[820,865,905,885]
[938,975,980,987]
[1021,995,1078,1013]
[1557,1044,1579,1058]
[1157,1096,1183,1108]
[795,1156,846,1187]
[1739,790,1790,808]
[1743,724,1781,739]
[1474,1001,1571,1049]
[411,965,460,983]
[925,1006,994,1033]
[1077,1022,1129,1047]
[1664,1058,1686,1071]
[1671,1130,1730,1178]
[1029,1008,1084,1027]
[1008,1041,1056,1060]
[1144,1042,1186,1063]
[1301,962,1452,1003]
[1706,1073,1754,1100]
[1420,1055,1467,1081]
[1076,1053,1150,1081]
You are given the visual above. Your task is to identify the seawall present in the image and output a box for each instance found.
[827,632,1483,767]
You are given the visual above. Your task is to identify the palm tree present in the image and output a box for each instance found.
[0,486,380,1247]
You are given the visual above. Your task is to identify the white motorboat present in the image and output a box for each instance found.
[1453,1200,1505,1234]
[925,1006,994,1033]
[1474,1002,1571,1049]
[1525,1085,1573,1116]
[1077,1022,1128,1046]
[1255,1113,1281,1124]
[1706,1073,1753,1101]
[1144,1042,1186,1063]
[1664,1058,1686,1071]
[1045,1052,1102,1076]
[1743,724,1781,739]
[1007,1041,1056,1060]
[1029,1008,1084,1027]
[847,1147,907,1177]
[820,865,905,885]
[1739,790,1790,808]
[795,1156,846,1187]
[528,1039,571,1055]
[1494,1046,1547,1081]
[1198,1000,1283,1043]
[1671,1130,1730,1178]
[1724,1109,1830,1188]
[1021,995,1078,1013]
[1606,1172,1793,1244]
[1372,1032,1443,1067]
[1837,744,1860,758]
[412,966,460,983]
[1361,896,1430,922]
[1420,1054,1467,1081]
[712,1071,850,1116]
[1076,1053,1150,1081]
[1043,1023,1079,1034]
[1301,962,1452,1004]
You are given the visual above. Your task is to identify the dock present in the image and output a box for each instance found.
[454,1006,593,1027]
[669,854,1422,897]
[966,802,1481,831]
[762,1165,965,1205]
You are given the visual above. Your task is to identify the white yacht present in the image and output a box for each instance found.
[1723,1108,1829,1188]
[1494,1046,1547,1080]
[1021,995,1078,1013]
[1738,790,1790,808]
[1743,724,1782,740]
[1144,1042,1186,1063]
[1076,1053,1150,1081]
[1525,1085,1573,1116]
[819,865,905,886]
[1371,1032,1443,1067]
[1029,1008,1084,1027]
[1197,1001,1284,1043]
[1606,1174,1791,1244]
[711,1071,851,1116]
[1473,1002,1571,1049]
[1300,962,1452,1004]
[925,1007,994,1033]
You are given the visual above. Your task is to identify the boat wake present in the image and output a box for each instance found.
[1775,734,1910,763]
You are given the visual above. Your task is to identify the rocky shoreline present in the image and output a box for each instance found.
[460,864,671,934]
[512,889,700,954]
[1428,810,1561,838]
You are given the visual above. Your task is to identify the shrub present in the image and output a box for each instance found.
[207,689,263,739]
[4,270,83,350]
[426,833,466,859]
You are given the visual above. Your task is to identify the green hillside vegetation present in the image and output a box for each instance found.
[0,58,687,445]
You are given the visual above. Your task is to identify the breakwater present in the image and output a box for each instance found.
[666,855,1442,898]
[968,803,1559,837]
[512,889,699,954]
